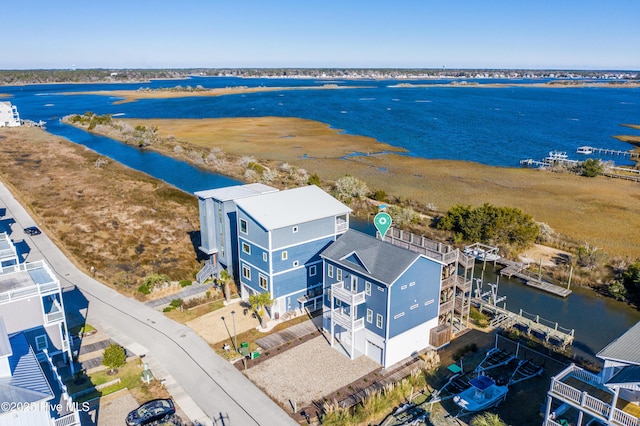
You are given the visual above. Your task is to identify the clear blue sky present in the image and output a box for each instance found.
[5,0,639,70]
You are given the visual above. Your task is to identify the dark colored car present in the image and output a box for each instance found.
[125,399,175,426]
[23,226,42,236]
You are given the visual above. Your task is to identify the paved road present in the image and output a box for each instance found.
[0,181,295,426]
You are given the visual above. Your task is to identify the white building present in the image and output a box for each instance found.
[0,102,21,128]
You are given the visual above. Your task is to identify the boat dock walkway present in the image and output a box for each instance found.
[497,259,572,298]
[577,146,640,159]
[472,299,575,349]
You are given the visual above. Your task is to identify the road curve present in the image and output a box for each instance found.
[0,180,296,426]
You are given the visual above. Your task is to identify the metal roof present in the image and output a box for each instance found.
[235,185,351,231]
[597,321,640,365]
[320,229,425,285]
[194,183,278,202]
[0,333,53,411]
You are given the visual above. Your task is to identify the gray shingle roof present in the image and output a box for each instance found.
[597,321,640,365]
[320,229,423,285]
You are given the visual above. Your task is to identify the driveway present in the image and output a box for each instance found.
[0,181,295,426]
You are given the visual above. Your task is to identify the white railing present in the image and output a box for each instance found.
[550,380,583,405]
[53,412,81,426]
[336,220,348,232]
[0,261,60,303]
[42,350,81,426]
[331,282,366,305]
[331,308,365,331]
[584,393,611,418]
[544,420,563,426]
[46,310,65,324]
[612,409,640,426]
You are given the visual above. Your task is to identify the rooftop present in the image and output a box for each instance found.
[235,185,351,231]
[0,261,58,295]
[194,183,278,202]
[597,321,640,365]
[321,229,437,285]
[0,332,53,411]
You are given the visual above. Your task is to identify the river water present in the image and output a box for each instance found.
[3,78,639,361]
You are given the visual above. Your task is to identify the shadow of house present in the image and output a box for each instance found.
[12,238,31,261]
[0,217,15,234]
[188,230,207,262]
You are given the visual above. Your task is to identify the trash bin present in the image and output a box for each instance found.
[241,342,249,348]
[251,351,260,360]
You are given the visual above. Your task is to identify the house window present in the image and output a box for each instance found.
[259,274,267,290]
[376,314,383,329]
[394,312,405,319]
[240,219,248,234]
[365,281,371,296]
[293,260,299,267]
[337,268,342,281]
[292,226,299,233]
[410,304,419,310]
[409,281,416,287]
[401,284,408,290]
[282,251,288,261]
[351,276,358,293]
[328,264,334,278]
[242,242,251,254]
[35,335,48,351]
[366,309,373,323]
[242,265,251,280]
[263,252,267,262]
[309,265,317,276]
[377,286,384,292]
[425,299,435,306]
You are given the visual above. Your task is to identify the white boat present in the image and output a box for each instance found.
[546,150,568,160]
[576,146,594,154]
[453,375,508,413]
[463,244,500,262]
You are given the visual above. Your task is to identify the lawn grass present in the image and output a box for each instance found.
[67,359,144,402]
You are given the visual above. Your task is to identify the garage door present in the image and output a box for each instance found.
[366,341,384,365]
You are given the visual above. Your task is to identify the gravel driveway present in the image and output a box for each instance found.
[244,334,380,411]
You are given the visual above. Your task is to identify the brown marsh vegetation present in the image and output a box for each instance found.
[0,127,200,296]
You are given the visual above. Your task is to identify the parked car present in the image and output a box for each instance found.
[125,399,175,426]
[23,226,41,236]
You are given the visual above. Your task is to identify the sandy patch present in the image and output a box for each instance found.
[187,300,261,346]
[519,244,571,268]
[244,335,380,409]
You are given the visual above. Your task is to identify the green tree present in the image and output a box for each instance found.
[102,343,126,374]
[622,261,640,303]
[437,203,539,248]
[219,269,232,302]
[577,158,604,177]
[333,174,369,203]
[249,292,274,327]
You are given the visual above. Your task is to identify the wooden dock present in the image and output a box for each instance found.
[497,259,572,298]
[473,299,575,349]
[577,146,640,159]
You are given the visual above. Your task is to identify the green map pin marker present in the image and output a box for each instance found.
[374,212,392,239]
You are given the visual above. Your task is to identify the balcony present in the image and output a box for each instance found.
[331,308,365,332]
[548,364,640,426]
[331,282,366,306]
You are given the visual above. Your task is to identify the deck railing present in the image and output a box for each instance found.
[549,364,640,426]
[332,282,366,306]
[331,308,365,331]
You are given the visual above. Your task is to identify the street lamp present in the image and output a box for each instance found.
[231,310,238,352]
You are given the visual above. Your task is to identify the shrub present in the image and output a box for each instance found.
[179,279,192,288]
[102,344,126,373]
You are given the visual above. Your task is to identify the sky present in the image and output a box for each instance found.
[4,0,640,70]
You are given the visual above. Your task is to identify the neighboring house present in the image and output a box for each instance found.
[0,247,73,368]
[544,321,640,426]
[0,233,19,273]
[0,102,21,128]
[195,183,278,283]
[0,318,80,426]
[320,229,474,369]
[234,185,351,316]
